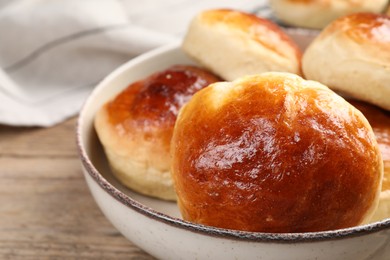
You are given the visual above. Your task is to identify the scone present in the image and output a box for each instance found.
[302,13,390,111]
[182,9,302,81]
[95,65,220,201]
[171,72,383,232]
[350,100,390,222]
[269,0,388,29]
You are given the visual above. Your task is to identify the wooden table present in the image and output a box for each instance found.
[0,117,154,259]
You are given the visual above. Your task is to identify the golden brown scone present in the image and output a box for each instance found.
[182,9,302,81]
[95,65,220,201]
[269,0,388,29]
[350,100,390,222]
[302,13,390,111]
[171,72,383,232]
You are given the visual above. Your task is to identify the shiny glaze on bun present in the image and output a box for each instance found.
[106,65,221,147]
[325,13,390,51]
[171,72,383,232]
[95,65,220,201]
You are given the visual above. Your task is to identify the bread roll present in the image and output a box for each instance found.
[269,0,388,29]
[302,13,390,111]
[95,65,220,201]
[171,72,383,232]
[182,9,302,81]
[350,100,390,222]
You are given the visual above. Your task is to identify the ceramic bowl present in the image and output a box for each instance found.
[76,31,390,259]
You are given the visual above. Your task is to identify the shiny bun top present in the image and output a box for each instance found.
[106,65,220,146]
[171,72,383,232]
[324,13,390,50]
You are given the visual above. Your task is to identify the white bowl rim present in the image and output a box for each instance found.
[76,41,390,244]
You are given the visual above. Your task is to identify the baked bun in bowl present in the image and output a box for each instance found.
[302,13,390,111]
[95,65,220,201]
[350,100,390,223]
[269,0,388,29]
[182,9,302,81]
[79,42,390,260]
[171,72,383,233]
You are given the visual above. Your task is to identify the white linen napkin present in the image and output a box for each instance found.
[0,0,268,126]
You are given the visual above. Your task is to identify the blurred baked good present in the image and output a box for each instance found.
[350,100,390,222]
[95,65,220,201]
[171,72,383,233]
[269,0,388,29]
[302,13,390,111]
[182,9,302,81]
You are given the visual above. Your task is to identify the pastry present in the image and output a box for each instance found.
[269,0,388,29]
[171,72,383,232]
[182,9,302,81]
[95,65,220,201]
[302,13,390,111]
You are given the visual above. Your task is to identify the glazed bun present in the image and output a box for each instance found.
[350,100,390,223]
[171,72,383,232]
[182,9,302,81]
[269,0,388,29]
[302,13,390,111]
[95,65,219,201]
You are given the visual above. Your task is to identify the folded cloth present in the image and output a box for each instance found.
[0,0,268,127]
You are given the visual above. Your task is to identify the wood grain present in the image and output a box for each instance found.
[0,117,155,259]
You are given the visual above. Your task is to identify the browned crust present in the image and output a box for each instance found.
[172,74,382,233]
[105,65,220,148]
[199,9,302,64]
[322,13,390,46]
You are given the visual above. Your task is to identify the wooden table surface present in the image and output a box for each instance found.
[0,117,154,259]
